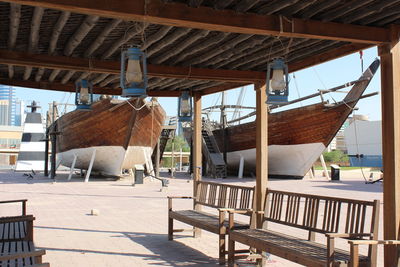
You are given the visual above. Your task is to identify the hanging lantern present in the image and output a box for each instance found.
[178,91,193,122]
[266,58,289,104]
[120,47,147,98]
[75,79,93,110]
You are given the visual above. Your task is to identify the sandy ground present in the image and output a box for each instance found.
[0,169,385,266]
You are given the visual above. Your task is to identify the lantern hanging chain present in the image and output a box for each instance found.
[281,16,294,60]
[88,58,93,81]
[141,0,149,52]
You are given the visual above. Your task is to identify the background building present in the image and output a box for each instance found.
[0,85,24,126]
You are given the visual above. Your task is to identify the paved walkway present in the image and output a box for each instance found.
[0,169,384,266]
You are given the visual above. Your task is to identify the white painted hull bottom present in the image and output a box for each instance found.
[58,146,153,177]
[227,143,326,178]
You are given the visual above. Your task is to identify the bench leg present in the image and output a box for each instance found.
[228,236,235,267]
[168,216,173,241]
[219,233,225,265]
[193,227,201,238]
[35,255,43,264]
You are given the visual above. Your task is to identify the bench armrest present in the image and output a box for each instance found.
[0,199,27,215]
[167,196,194,210]
[325,232,374,266]
[219,208,253,214]
[349,240,400,245]
[325,233,373,239]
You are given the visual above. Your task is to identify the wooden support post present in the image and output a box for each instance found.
[238,154,244,179]
[84,149,96,183]
[67,154,77,181]
[44,129,49,177]
[155,139,160,178]
[193,93,202,237]
[320,154,329,178]
[50,131,57,179]
[255,83,268,227]
[378,25,400,267]
[179,148,182,172]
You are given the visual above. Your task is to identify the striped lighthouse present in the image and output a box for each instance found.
[15,101,46,171]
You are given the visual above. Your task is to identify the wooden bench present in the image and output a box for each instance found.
[0,199,49,267]
[228,189,380,267]
[168,181,255,264]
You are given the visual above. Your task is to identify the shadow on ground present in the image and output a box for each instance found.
[36,226,218,266]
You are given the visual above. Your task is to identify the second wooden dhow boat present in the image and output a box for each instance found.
[54,97,165,177]
[212,59,380,178]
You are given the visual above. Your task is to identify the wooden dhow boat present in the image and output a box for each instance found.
[211,59,380,178]
[54,97,165,177]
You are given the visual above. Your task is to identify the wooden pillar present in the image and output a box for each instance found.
[193,93,202,202]
[155,139,160,178]
[44,128,49,177]
[378,25,400,267]
[193,93,202,237]
[255,83,268,227]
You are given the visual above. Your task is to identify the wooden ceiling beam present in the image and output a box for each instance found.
[0,49,265,83]
[2,0,390,44]
[0,78,181,96]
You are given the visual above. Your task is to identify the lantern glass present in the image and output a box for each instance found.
[180,97,190,115]
[75,79,93,110]
[79,86,90,104]
[126,58,143,84]
[270,68,286,91]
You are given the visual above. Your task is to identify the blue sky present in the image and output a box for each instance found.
[14,47,381,121]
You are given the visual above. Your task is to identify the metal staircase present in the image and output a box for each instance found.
[151,117,177,165]
[202,121,227,178]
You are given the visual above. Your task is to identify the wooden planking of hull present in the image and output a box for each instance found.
[212,59,380,178]
[55,97,166,177]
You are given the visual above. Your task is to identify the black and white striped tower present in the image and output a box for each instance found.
[16,101,46,171]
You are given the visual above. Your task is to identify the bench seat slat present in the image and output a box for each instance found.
[170,210,248,234]
[230,229,369,266]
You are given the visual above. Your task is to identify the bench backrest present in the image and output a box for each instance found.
[263,189,380,237]
[195,181,254,214]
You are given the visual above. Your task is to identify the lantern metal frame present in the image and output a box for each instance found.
[75,79,93,110]
[266,58,289,104]
[177,91,193,122]
[120,47,148,98]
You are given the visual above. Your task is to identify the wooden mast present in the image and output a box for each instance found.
[379,25,400,266]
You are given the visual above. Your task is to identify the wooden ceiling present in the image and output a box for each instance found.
[0,0,398,96]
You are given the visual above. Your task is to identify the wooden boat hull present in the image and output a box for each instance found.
[55,98,165,177]
[212,59,380,178]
